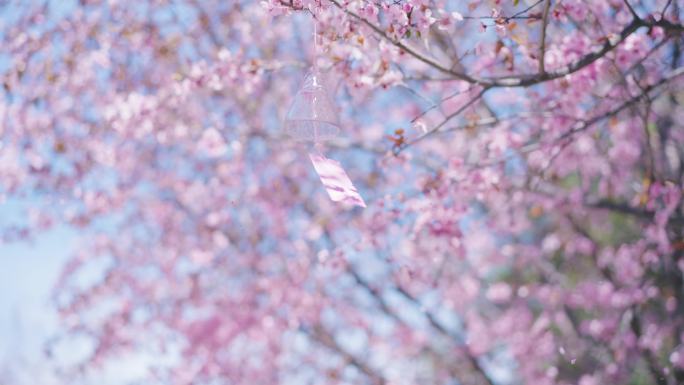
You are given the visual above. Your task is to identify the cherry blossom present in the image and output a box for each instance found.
[1,1,683,385]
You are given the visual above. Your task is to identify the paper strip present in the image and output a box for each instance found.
[309,153,366,208]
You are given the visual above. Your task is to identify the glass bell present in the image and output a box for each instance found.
[284,68,340,142]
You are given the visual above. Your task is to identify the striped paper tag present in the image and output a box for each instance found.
[309,153,366,208]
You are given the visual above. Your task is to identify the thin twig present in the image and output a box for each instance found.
[457,66,684,172]
[557,66,684,142]
[327,1,660,88]
[345,267,471,384]
[463,0,545,22]
[398,87,488,153]
[327,0,479,85]
[410,84,477,123]
[348,266,495,385]
[662,0,674,17]
[308,326,387,385]
[623,0,640,19]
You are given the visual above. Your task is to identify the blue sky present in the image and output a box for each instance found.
[0,201,155,382]
[0,198,75,382]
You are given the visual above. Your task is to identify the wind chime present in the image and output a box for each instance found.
[283,15,366,208]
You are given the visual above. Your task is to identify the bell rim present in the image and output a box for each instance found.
[283,117,341,126]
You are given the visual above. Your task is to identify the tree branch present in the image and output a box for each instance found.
[346,268,475,385]
[327,0,480,85]
[397,87,487,153]
[430,65,684,176]
[651,17,684,33]
[565,218,672,385]
[557,65,684,141]
[308,326,387,385]
[390,284,495,385]
[462,0,544,22]
[494,17,644,86]
[629,311,669,385]
[586,199,684,226]
[662,0,674,17]
[349,267,496,385]
[623,0,640,19]
[325,2,658,89]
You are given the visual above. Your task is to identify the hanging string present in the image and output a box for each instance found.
[282,9,366,209]
[312,18,319,145]
[313,18,318,70]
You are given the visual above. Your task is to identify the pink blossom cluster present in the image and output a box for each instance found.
[1,1,684,385]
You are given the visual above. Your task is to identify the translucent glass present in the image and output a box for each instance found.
[284,69,340,142]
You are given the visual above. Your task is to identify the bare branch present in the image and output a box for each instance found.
[623,0,640,19]
[628,311,669,385]
[662,0,674,17]
[349,267,496,385]
[308,326,387,385]
[441,66,684,173]
[651,17,684,33]
[327,0,479,85]
[410,84,478,123]
[397,87,488,153]
[391,284,495,385]
[493,18,644,86]
[463,0,544,22]
[586,199,684,226]
[345,268,474,384]
[557,66,684,141]
[326,2,653,89]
